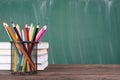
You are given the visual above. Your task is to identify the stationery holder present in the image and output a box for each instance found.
[10,41,38,75]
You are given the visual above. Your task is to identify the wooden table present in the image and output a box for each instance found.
[0,64,120,80]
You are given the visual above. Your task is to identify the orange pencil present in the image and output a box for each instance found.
[3,22,37,71]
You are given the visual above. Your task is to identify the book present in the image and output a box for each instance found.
[0,48,48,63]
[37,54,48,63]
[37,61,48,70]
[0,61,48,70]
[0,49,48,56]
[0,42,49,49]
[37,42,49,49]
[0,42,10,49]
[0,56,10,63]
[0,53,48,64]
[0,50,10,56]
[37,49,48,55]
[0,42,49,70]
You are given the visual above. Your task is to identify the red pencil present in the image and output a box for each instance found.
[25,23,30,72]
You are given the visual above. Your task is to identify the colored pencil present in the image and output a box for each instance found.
[21,29,25,67]
[25,23,30,52]
[25,23,30,72]
[13,50,18,72]
[29,24,33,37]
[35,24,47,42]
[21,29,27,72]
[16,24,21,37]
[17,54,23,71]
[21,29,25,41]
[3,24,12,41]
[30,27,34,42]
[13,34,19,72]
[3,23,20,56]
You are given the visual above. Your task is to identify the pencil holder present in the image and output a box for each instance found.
[10,41,38,75]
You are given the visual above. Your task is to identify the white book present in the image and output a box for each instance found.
[37,49,48,56]
[0,56,11,63]
[37,54,48,63]
[0,61,48,70]
[0,42,49,49]
[0,50,11,56]
[0,54,48,64]
[0,64,10,70]
[30,54,48,63]
[0,49,48,56]
[0,42,10,49]
[37,61,48,70]
[37,42,49,49]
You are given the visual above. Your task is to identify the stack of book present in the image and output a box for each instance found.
[0,42,49,70]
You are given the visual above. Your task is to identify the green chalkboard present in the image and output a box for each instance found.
[0,0,120,64]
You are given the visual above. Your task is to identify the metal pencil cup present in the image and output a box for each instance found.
[10,41,38,75]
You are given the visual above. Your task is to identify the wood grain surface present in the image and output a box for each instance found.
[0,64,120,80]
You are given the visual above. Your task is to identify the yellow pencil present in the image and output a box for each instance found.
[13,34,19,72]
[29,24,33,37]
[30,27,34,41]
[13,50,18,72]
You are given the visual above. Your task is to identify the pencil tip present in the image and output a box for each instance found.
[3,22,6,26]
[31,23,33,27]
[36,23,40,28]
[44,24,47,29]
[11,22,15,27]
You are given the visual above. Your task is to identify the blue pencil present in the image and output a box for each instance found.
[17,54,23,71]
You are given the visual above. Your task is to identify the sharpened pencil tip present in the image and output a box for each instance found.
[3,22,7,27]
[3,22,6,26]
[36,23,40,28]
[25,23,28,28]
[44,25,47,30]
[11,22,15,27]
[30,23,33,27]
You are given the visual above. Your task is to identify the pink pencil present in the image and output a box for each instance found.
[35,24,47,42]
